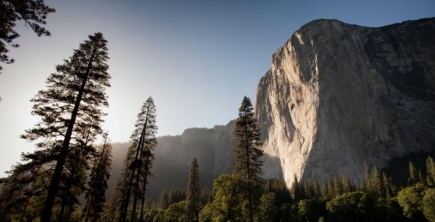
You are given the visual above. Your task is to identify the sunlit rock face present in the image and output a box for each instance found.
[255,18,435,186]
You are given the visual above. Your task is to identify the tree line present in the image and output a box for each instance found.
[115,156,435,222]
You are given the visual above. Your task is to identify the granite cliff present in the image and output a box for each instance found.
[107,121,237,200]
[154,120,236,176]
[255,18,435,186]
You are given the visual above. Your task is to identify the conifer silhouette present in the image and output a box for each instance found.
[83,132,113,222]
[186,158,201,222]
[0,0,55,73]
[20,32,111,221]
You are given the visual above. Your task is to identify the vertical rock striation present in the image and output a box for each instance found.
[155,120,237,176]
[255,18,435,186]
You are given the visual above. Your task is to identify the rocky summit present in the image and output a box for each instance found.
[255,18,435,186]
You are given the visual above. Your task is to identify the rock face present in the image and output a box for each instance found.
[155,120,236,176]
[255,18,435,186]
[107,121,237,200]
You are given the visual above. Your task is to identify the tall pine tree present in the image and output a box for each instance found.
[119,97,158,222]
[139,140,156,222]
[82,132,113,222]
[20,32,111,221]
[186,158,201,222]
[233,96,264,222]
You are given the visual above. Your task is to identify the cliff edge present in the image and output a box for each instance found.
[255,18,435,186]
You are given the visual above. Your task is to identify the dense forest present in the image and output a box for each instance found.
[2,131,435,222]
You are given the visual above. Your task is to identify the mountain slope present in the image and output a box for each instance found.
[255,18,435,186]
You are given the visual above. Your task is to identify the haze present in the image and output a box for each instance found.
[0,0,434,178]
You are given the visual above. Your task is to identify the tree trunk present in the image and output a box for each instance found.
[121,107,149,222]
[84,195,93,222]
[19,200,28,222]
[65,207,72,222]
[131,167,141,222]
[59,197,66,222]
[40,47,96,222]
[139,153,150,222]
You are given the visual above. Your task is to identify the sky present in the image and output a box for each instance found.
[0,0,434,178]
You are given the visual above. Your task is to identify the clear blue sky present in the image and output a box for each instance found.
[0,0,434,177]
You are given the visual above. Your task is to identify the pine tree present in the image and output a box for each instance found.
[158,190,170,210]
[303,178,314,199]
[18,32,110,221]
[342,175,353,193]
[105,144,136,222]
[290,174,304,201]
[186,158,201,222]
[313,182,322,199]
[82,133,113,222]
[138,130,157,222]
[427,157,435,186]
[364,162,372,191]
[119,97,158,222]
[409,162,419,185]
[327,178,335,198]
[333,175,343,196]
[233,96,264,222]
[321,179,329,199]
[200,186,211,206]
[0,171,28,221]
[0,0,55,73]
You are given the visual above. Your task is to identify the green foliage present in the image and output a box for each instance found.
[169,187,187,206]
[291,174,304,201]
[233,96,264,222]
[198,203,214,222]
[158,190,170,210]
[165,201,187,222]
[258,192,277,222]
[186,158,201,222]
[153,210,165,222]
[298,199,324,222]
[427,157,435,186]
[397,182,426,219]
[105,149,435,222]
[198,174,243,222]
[409,162,419,185]
[423,188,435,222]
[326,191,376,221]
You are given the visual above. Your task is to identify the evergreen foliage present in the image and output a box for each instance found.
[233,96,263,222]
[117,156,435,222]
[82,133,113,222]
[118,97,158,222]
[186,158,201,222]
[2,32,111,221]
[104,145,135,222]
[0,0,55,73]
